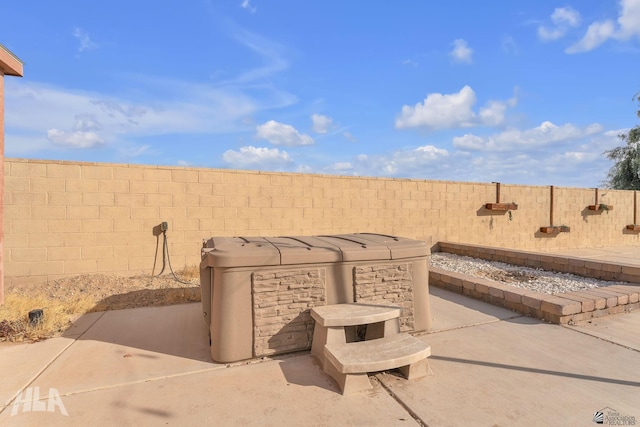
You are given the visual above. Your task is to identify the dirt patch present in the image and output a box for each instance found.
[0,267,201,343]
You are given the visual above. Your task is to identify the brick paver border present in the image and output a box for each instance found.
[430,242,640,324]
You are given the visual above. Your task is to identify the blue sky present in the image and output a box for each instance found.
[2,0,639,187]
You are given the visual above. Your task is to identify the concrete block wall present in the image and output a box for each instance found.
[4,158,640,286]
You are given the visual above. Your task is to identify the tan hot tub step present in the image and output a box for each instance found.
[310,303,401,327]
[323,333,431,394]
[310,303,403,359]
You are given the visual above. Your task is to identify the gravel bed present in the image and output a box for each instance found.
[431,252,628,295]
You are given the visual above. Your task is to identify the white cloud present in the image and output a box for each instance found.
[332,162,353,171]
[47,129,104,148]
[256,120,314,146]
[311,114,333,134]
[240,0,256,13]
[537,27,564,42]
[617,0,640,38]
[207,25,296,108]
[220,28,288,86]
[295,164,314,174]
[73,114,102,131]
[5,23,296,157]
[452,134,485,150]
[604,128,630,137]
[467,154,541,183]
[452,121,603,152]
[415,145,450,158]
[73,27,98,52]
[566,20,616,53]
[538,7,581,41]
[343,131,357,142]
[396,86,517,130]
[396,86,476,129]
[449,39,473,63]
[561,151,593,162]
[45,114,106,149]
[91,99,148,122]
[501,35,519,54]
[552,7,581,26]
[338,125,619,184]
[218,121,623,185]
[118,144,152,159]
[223,146,293,169]
[479,96,517,127]
[3,78,271,154]
[6,80,257,136]
[567,0,640,53]
[352,145,450,176]
[446,128,618,185]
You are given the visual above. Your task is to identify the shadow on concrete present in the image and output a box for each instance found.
[429,286,522,320]
[88,287,200,312]
[426,286,527,335]
[429,355,640,388]
[277,353,339,392]
[67,290,214,363]
[109,399,173,421]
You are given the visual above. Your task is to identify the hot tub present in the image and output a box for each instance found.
[200,233,431,363]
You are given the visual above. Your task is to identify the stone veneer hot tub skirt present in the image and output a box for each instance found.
[199,233,432,363]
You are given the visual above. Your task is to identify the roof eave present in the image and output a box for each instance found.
[0,43,24,77]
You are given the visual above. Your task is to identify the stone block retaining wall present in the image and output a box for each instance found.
[432,243,640,324]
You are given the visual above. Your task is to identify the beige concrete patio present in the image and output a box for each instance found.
[1,280,638,426]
